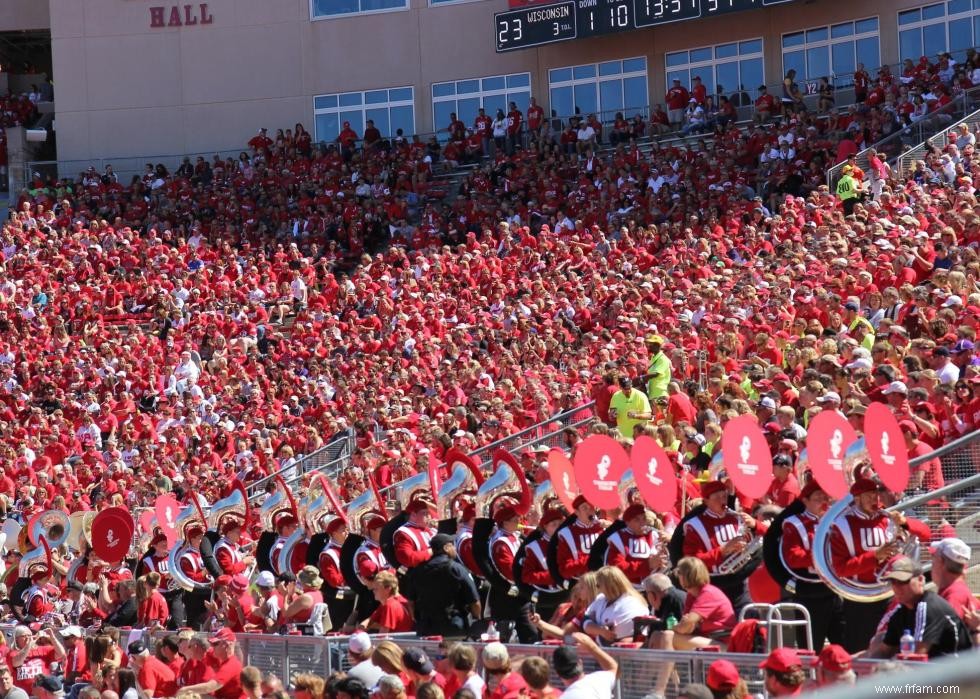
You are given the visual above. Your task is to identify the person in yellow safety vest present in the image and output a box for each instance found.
[844,300,875,350]
[836,165,861,216]
[643,334,671,401]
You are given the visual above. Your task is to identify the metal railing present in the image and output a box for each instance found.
[246,429,356,504]
[808,651,980,699]
[825,87,980,187]
[896,106,980,179]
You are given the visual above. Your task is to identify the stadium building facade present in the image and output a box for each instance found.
[1,0,979,161]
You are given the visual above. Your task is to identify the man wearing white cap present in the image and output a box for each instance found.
[346,632,383,687]
[930,538,977,624]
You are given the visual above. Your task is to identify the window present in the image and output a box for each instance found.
[549,58,648,123]
[311,0,407,19]
[897,1,980,61]
[782,18,880,87]
[431,72,531,138]
[665,40,764,103]
[313,87,415,143]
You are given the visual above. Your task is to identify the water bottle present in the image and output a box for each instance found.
[900,629,915,655]
[666,615,677,631]
[487,621,500,642]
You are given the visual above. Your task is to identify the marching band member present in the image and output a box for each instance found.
[555,495,605,581]
[317,517,355,625]
[350,513,391,622]
[519,508,565,622]
[23,566,54,621]
[392,498,437,574]
[138,533,171,589]
[682,480,763,613]
[455,503,482,577]
[269,511,300,576]
[604,504,665,588]
[779,480,842,649]
[828,477,931,653]
[488,504,537,642]
[214,519,252,576]
[178,524,213,629]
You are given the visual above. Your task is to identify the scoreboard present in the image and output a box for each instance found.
[495,0,792,52]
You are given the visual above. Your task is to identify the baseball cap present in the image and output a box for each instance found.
[706,660,741,692]
[881,555,923,582]
[552,646,581,679]
[482,642,510,670]
[348,631,372,655]
[882,381,909,395]
[758,396,777,410]
[760,647,803,672]
[402,648,434,675]
[209,627,236,644]
[61,626,83,639]
[817,644,852,673]
[256,571,276,588]
[430,533,453,552]
[127,640,149,655]
[816,391,841,404]
[930,538,971,566]
[34,676,62,694]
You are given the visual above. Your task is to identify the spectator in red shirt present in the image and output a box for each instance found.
[666,381,697,427]
[180,628,244,699]
[177,637,215,689]
[666,79,690,126]
[754,85,775,123]
[136,572,169,629]
[401,648,448,696]
[128,640,178,699]
[764,454,800,507]
[364,571,413,632]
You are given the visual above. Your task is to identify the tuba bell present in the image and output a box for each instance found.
[208,481,249,533]
[29,510,70,550]
[437,450,485,522]
[474,449,532,519]
[385,471,432,515]
[167,502,211,593]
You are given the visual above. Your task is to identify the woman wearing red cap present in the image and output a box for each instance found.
[705,659,747,699]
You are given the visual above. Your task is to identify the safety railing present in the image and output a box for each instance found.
[807,651,979,698]
[895,105,980,179]
[246,429,356,504]
[825,87,980,187]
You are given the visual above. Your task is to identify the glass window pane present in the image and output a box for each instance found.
[573,83,598,116]
[483,94,506,118]
[482,76,506,92]
[976,15,980,45]
[573,65,597,79]
[623,76,648,112]
[740,39,763,54]
[666,69,689,90]
[806,46,830,80]
[599,80,624,119]
[313,0,358,16]
[716,62,739,97]
[922,3,945,20]
[855,17,878,34]
[339,92,362,107]
[806,27,829,43]
[623,57,646,73]
[975,0,980,9]
[898,9,921,25]
[550,86,573,120]
[365,90,388,105]
[507,91,531,112]
[315,113,339,142]
[314,95,338,110]
[690,47,712,63]
[433,101,456,134]
[457,97,480,125]
[948,0,971,13]
[390,105,414,138]
[782,32,804,48]
[549,68,573,83]
[365,108,389,137]
[665,52,688,68]
[923,21,947,55]
[360,0,405,11]
[507,73,530,88]
[831,22,854,38]
[456,79,479,94]
[696,71,715,98]
[949,18,973,51]
[832,41,856,77]
[899,29,922,62]
[432,83,454,98]
[741,58,764,94]
[599,61,622,76]
[340,111,363,135]
[389,87,412,102]
[715,43,738,59]
[855,36,880,70]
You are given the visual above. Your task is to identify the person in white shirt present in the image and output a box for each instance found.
[582,566,650,644]
[345,632,384,688]
[554,632,619,699]
[446,643,485,697]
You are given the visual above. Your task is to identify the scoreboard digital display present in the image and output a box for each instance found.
[495,0,793,52]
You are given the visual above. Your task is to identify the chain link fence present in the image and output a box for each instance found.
[246,429,356,505]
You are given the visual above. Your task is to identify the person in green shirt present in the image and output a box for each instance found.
[644,335,672,401]
[609,375,652,439]
[836,165,861,216]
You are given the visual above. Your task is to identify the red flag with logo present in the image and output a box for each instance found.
[806,410,857,499]
[547,449,579,510]
[630,435,678,512]
[574,435,629,509]
[864,402,910,493]
[721,415,773,500]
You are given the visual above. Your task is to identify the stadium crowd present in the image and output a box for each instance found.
[0,49,977,699]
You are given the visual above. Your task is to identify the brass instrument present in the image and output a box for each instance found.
[167,502,211,593]
[437,451,484,521]
[29,510,70,549]
[475,450,532,519]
